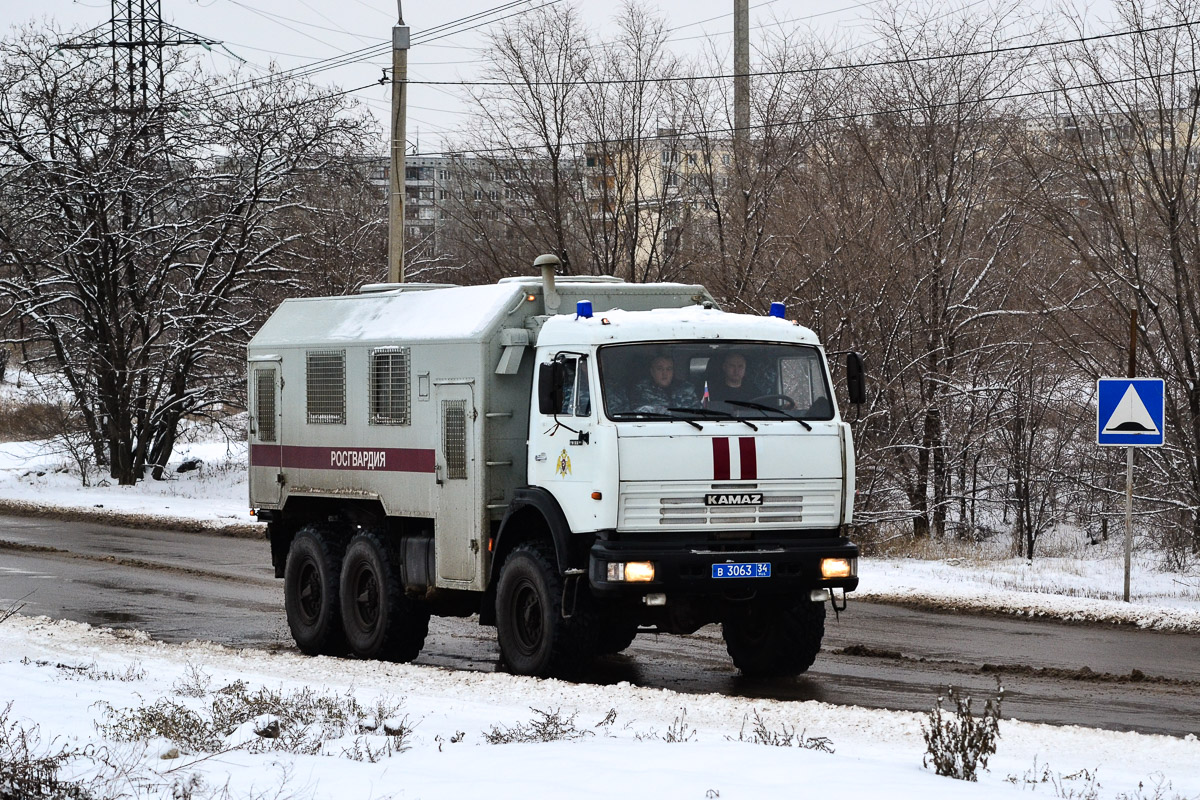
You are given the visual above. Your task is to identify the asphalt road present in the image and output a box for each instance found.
[2,514,1198,737]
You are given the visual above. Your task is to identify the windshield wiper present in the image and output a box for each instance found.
[725,401,812,431]
[669,407,758,432]
[611,410,702,430]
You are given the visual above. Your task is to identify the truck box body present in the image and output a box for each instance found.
[248,278,714,592]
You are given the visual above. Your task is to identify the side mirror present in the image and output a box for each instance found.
[537,360,565,414]
[846,352,866,405]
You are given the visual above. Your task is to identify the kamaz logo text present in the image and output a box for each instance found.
[330,449,387,470]
[704,493,764,506]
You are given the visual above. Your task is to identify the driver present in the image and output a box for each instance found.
[708,352,758,409]
[625,355,697,412]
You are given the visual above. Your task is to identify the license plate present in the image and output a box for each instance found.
[712,562,771,579]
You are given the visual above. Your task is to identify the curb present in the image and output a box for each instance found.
[0,498,262,539]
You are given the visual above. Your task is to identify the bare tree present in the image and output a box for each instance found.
[0,26,376,484]
[1029,0,1200,557]
[446,2,591,276]
[792,5,1049,538]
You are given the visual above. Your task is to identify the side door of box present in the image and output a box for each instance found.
[434,380,479,584]
[249,357,284,507]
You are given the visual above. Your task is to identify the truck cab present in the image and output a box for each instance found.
[490,303,860,675]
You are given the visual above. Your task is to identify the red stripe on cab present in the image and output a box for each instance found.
[739,437,757,479]
[712,437,731,480]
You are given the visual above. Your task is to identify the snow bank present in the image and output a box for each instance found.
[1,614,1198,800]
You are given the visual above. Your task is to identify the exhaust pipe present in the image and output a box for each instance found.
[534,253,562,314]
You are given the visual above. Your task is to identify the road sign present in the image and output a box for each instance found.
[1097,378,1164,447]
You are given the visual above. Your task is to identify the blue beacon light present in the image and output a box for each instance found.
[577,300,593,318]
[769,302,786,319]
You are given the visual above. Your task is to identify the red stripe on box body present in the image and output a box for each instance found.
[250,444,436,473]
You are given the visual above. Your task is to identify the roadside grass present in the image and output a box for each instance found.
[96,672,412,759]
[1006,759,1193,800]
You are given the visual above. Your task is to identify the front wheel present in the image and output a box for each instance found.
[722,599,826,678]
[340,532,429,662]
[495,543,578,677]
[284,526,347,656]
[594,618,639,655]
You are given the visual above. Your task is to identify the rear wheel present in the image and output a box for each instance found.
[340,532,429,662]
[722,599,826,678]
[496,543,580,676]
[284,526,347,656]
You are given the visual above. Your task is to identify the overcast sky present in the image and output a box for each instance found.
[9,0,1120,152]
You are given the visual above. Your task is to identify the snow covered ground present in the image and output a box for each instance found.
[2,613,1199,800]
[3,399,1200,797]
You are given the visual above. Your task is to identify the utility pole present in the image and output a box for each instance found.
[388,2,410,284]
[733,0,749,148]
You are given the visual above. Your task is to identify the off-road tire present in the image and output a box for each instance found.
[340,532,430,662]
[495,543,582,676]
[284,526,348,656]
[722,599,826,678]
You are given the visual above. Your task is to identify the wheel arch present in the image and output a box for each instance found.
[269,496,388,578]
[479,487,588,625]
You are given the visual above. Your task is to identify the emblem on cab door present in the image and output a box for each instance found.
[555,449,572,478]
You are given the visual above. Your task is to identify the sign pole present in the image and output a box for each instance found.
[1123,446,1133,601]
[1123,309,1137,603]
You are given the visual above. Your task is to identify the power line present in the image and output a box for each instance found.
[406,19,1200,88]
[416,0,539,40]
[223,0,382,42]
[212,0,555,98]
[412,0,562,46]
[224,80,380,117]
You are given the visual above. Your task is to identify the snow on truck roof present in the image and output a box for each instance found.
[248,279,817,349]
[249,283,529,347]
[536,306,822,348]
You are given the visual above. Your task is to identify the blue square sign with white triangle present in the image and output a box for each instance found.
[1097,378,1165,447]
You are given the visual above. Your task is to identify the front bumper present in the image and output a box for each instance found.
[587,532,859,597]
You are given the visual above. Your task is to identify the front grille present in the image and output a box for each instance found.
[619,480,841,530]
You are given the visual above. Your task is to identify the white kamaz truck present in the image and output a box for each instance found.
[247,255,863,677]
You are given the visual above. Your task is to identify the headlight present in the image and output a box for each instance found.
[606,561,656,582]
[821,557,854,579]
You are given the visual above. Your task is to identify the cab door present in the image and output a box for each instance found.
[529,353,612,532]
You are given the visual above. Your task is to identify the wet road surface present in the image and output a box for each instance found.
[1,514,1198,737]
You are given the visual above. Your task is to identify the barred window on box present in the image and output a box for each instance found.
[306,350,346,424]
[370,347,411,425]
[254,368,277,442]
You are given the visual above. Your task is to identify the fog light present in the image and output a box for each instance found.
[624,561,655,582]
[821,557,854,579]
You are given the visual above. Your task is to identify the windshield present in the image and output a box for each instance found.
[598,341,834,421]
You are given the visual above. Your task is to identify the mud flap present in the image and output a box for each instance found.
[561,568,585,619]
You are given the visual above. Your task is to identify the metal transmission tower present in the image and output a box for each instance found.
[61,0,218,137]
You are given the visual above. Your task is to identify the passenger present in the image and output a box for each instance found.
[708,352,758,408]
[625,355,698,412]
